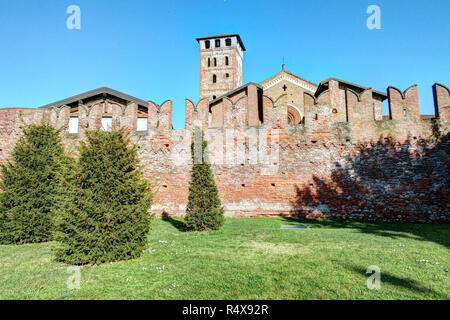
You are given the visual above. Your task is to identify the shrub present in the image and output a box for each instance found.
[54,130,152,265]
[0,122,71,244]
[185,128,224,231]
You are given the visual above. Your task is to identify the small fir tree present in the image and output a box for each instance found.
[0,122,71,244]
[54,129,152,265]
[185,128,224,231]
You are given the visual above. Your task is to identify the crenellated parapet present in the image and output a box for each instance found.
[185,98,209,130]
[1,81,448,151]
[148,99,173,131]
[433,83,450,122]
[345,88,374,122]
[388,85,420,121]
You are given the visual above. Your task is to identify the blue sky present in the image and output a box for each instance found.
[0,0,448,128]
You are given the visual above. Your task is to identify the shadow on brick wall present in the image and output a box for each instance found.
[287,133,449,246]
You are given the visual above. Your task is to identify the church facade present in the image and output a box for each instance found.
[0,34,449,222]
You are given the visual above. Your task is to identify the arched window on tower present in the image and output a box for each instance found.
[205,40,210,49]
[214,58,217,67]
[213,74,217,83]
[208,58,211,67]
[225,56,229,65]
[225,38,231,46]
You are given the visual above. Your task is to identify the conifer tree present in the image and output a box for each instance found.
[0,122,71,244]
[55,129,152,265]
[185,128,224,231]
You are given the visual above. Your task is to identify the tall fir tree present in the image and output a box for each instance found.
[54,129,152,265]
[0,122,72,244]
[185,128,224,231]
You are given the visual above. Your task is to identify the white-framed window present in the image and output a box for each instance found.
[137,118,148,131]
[101,117,112,131]
[68,117,79,133]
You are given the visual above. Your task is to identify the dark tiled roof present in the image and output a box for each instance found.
[209,82,262,106]
[196,34,246,51]
[39,87,148,109]
[317,77,388,101]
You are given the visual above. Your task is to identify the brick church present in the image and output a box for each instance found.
[197,34,387,127]
[0,34,449,222]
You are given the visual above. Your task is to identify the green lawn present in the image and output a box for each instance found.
[0,217,448,299]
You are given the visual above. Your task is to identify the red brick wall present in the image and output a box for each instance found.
[0,83,449,223]
[388,85,420,121]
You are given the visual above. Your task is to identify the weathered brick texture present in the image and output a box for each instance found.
[388,85,420,121]
[1,82,448,223]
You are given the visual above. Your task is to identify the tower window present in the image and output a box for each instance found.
[215,39,220,47]
[225,38,231,46]
[205,40,210,49]
[226,73,229,78]
[225,56,229,65]
[213,95,216,99]
[208,58,211,67]
[403,109,407,116]
[214,58,217,67]
[213,74,217,83]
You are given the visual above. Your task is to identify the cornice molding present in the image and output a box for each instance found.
[262,75,317,93]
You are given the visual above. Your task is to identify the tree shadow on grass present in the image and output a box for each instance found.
[161,212,188,232]
[282,216,450,249]
[345,264,448,299]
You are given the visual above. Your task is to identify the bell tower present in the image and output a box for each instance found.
[197,34,245,100]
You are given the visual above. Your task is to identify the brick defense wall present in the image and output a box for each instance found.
[0,83,449,223]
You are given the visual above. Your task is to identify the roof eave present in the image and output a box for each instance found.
[39,87,148,109]
[196,34,246,51]
[318,77,388,100]
[210,82,262,105]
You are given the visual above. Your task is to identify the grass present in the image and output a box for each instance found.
[0,217,448,300]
